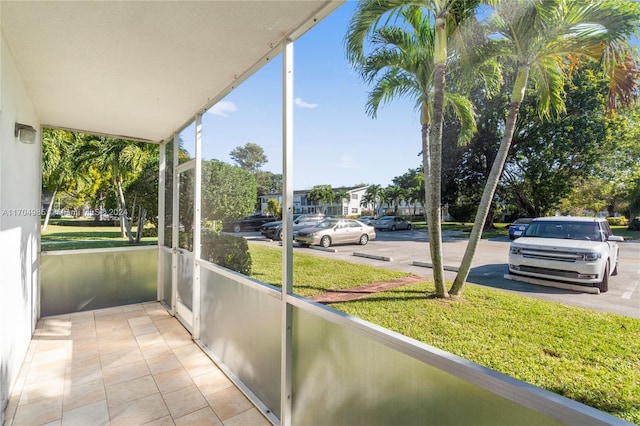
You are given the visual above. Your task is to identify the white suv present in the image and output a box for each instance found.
[508,217,624,292]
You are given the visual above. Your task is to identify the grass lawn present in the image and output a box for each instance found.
[248,243,409,297]
[248,243,639,423]
[41,224,157,250]
[331,281,640,424]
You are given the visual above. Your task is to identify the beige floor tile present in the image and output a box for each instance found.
[174,406,222,425]
[223,407,271,426]
[162,384,209,419]
[63,378,107,412]
[19,375,65,405]
[105,375,159,407]
[153,367,195,395]
[65,362,103,387]
[61,399,109,426]
[181,353,219,378]
[206,386,253,421]
[98,336,140,355]
[7,303,262,426]
[103,359,151,386]
[171,343,205,363]
[146,351,184,375]
[108,393,169,426]
[136,331,165,349]
[192,370,234,397]
[12,396,63,425]
[100,347,145,370]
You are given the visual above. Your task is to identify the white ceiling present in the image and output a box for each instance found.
[2,0,343,142]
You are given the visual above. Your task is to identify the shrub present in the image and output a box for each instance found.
[448,203,476,222]
[606,216,628,227]
[629,218,640,231]
[201,231,252,275]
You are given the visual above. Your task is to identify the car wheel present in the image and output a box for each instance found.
[391,225,396,231]
[278,229,284,241]
[407,224,412,230]
[233,224,241,233]
[320,235,331,248]
[359,234,369,245]
[612,250,619,276]
[597,261,609,293]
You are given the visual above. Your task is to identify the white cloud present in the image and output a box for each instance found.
[208,100,237,117]
[294,97,318,109]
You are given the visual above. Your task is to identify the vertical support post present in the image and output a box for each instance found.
[171,134,179,316]
[193,114,203,339]
[158,141,166,302]
[281,39,294,426]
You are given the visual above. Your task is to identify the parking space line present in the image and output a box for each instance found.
[622,280,639,300]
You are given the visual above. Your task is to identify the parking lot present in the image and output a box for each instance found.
[249,228,640,318]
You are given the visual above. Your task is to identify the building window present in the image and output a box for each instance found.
[351,194,358,200]
[352,208,358,214]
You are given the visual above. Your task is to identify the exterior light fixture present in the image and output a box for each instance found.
[14,122,37,144]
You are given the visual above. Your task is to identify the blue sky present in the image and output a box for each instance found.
[180,2,421,190]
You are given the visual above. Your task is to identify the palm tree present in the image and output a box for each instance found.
[308,185,335,215]
[74,136,150,241]
[346,1,480,297]
[451,0,640,294]
[364,184,383,215]
[334,188,351,216]
[41,129,77,231]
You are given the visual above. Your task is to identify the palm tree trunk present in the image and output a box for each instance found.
[42,186,59,232]
[116,180,135,242]
[426,15,449,298]
[450,65,530,295]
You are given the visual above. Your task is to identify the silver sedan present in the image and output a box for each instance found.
[372,216,412,231]
[295,219,376,248]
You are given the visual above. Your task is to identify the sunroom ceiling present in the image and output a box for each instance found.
[2,1,342,142]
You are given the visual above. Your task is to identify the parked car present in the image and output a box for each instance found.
[508,218,534,240]
[358,215,375,225]
[223,212,276,233]
[295,218,376,248]
[508,216,624,292]
[260,213,326,241]
[372,216,412,231]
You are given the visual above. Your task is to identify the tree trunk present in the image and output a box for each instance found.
[41,186,59,232]
[116,180,135,242]
[450,65,530,295]
[425,15,449,298]
[135,207,146,243]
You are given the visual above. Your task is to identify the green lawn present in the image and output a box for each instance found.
[41,224,157,250]
[249,244,639,424]
[248,243,409,297]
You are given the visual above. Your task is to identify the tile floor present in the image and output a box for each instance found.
[4,302,271,426]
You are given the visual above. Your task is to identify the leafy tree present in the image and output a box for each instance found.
[346,1,481,297]
[495,65,614,217]
[256,170,283,196]
[229,142,267,173]
[266,198,282,218]
[393,167,424,217]
[452,0,640,294]
[201,160,257,223]
[308,185,335,214]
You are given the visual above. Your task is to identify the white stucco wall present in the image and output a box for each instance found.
[0,36,41,423]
